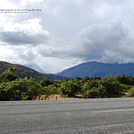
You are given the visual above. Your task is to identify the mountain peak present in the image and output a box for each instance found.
[24,62,45,73]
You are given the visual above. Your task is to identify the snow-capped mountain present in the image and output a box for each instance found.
[24,61,45,73]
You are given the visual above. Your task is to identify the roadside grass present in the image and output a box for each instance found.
[33,93,128,100]
[33,94,84,100]
[126,87,134,97]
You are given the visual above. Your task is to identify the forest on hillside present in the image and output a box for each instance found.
[1,67,134,101]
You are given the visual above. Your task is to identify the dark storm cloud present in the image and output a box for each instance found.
[74,22,130,62]
[0,31,49,46]
[38,21,132,64]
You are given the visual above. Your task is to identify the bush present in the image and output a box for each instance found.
[97,85,107,97]
[0,67,18,83]
[127,87,134,97]
[86,87,99,98]
[60,80,79,97]
[120,84,132,92]
[0,77,42,101]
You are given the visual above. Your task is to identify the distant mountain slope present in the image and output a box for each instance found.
[45,73,69,80]
[23,62,70,80]
[24,61,45,73]
[23,62,69,80]
[0,61,51,80]
[57,61,134,78]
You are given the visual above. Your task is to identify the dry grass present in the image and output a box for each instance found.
[33,93,128,100]
[33,94,83,100]
[125,93,130,97]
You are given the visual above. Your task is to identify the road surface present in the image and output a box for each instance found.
[1,98,134,134]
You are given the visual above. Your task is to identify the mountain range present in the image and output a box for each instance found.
[1,61,134,80]
[57,61,134,78]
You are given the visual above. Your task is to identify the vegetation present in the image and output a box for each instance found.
[45,73,69,80]
[1,66,134,101]
[127,87,134,97]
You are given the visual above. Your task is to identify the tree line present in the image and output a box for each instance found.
[0,67,134,101]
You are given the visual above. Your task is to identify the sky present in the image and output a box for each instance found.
[0,0,134,73]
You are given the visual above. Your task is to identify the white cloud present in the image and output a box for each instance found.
[1,18,44,33]
[21,0,43,5]
[0,18,50,46]
[0,0,17,8]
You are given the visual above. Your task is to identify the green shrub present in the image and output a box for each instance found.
[60,80,79,97]
[120,84,132,92]
[86,87,99,98]
[127,87,134,97]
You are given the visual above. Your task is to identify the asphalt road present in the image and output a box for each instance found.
[1,98,134,134]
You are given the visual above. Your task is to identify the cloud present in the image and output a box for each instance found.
[74,21,134,63]
[0,31,48,46]
[18,48,36,61]
[36,20,134,65]
[0,18,50,46]
[74,22,127,61]
[21,0,43,5]
[0,0,17,8]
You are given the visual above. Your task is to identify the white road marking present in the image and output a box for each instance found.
[114,131,134,134]
[94,108,134,113]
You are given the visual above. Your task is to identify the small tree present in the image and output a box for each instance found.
[0,67,18,83]
[60,80,79,97]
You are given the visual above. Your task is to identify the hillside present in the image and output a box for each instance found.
[0,61,51,81]
[57,61,134,78]
[45,73,69,80]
